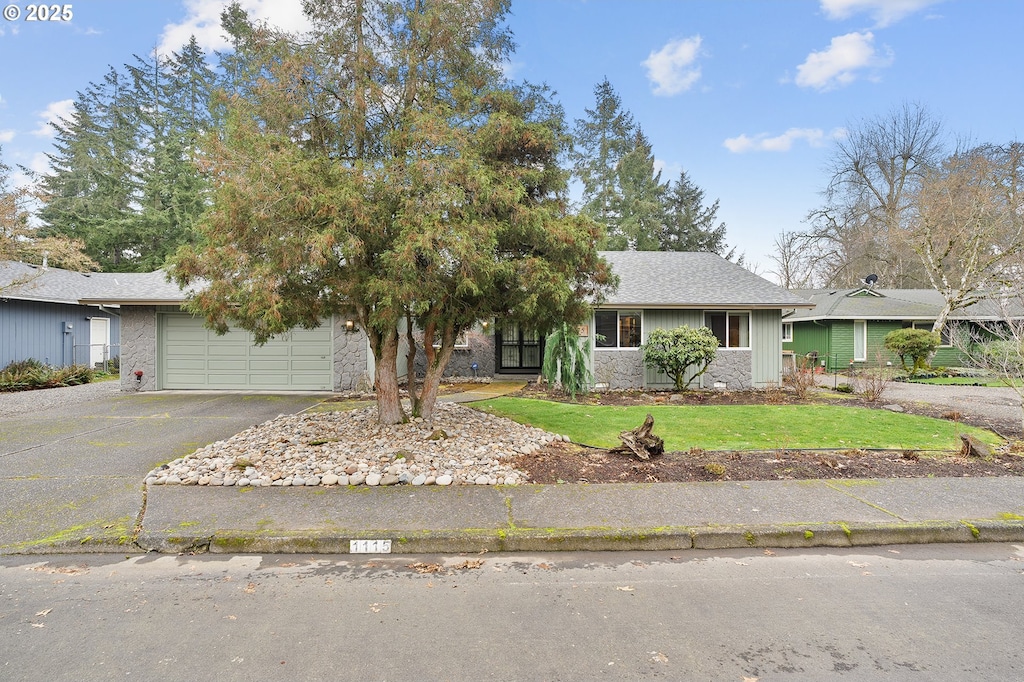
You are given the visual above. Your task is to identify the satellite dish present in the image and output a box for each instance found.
[864,274,879,286]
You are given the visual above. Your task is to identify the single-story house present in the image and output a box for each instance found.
[586,251,814,390]
[81,251,813,393]
[783,287,1024,371]
[1,261,121,369]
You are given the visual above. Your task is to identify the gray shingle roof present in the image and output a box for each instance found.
[0,261,116,304]
[599,251,813,308]
[1,260,194,305]
[787,288,1024,321]
[77,270,196,304]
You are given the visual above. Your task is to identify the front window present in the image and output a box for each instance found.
[705,311,750,348]
[854,320,867,361]
[782,322,793,343]
[595,310,641,348]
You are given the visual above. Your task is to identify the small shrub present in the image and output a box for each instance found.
[760,381,786,404]
[641,326,718,391]
[0,362,94,392]
[833,383,853,393]
[703,462,726,476]
[783,356,817,399]
[884,328,940,377]
[2,358,44,374]
[851,355,894,402]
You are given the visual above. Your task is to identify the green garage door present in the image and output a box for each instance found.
[159,314,333,390]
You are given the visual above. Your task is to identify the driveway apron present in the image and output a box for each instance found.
[0,392,326,554]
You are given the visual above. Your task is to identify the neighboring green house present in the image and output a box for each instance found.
[783,287,1019,372]
[589,251,814,390]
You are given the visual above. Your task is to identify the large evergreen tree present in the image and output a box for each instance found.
[611,130,666,250]
[38,42,213,272]
[571,78,636,243]
[171,0,613,424]
[660,169,728,253]
[572,78,729,253]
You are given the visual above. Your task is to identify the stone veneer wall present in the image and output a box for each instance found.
[332,318,370,391]
[593,350,645,390]
[119,306,158,392]
[412,330,495,378]
[703,350,752,390]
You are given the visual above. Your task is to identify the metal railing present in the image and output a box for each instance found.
[72,343,121,373]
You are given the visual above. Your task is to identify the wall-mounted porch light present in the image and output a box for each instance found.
[345,319,357,333]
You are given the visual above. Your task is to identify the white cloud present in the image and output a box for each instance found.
[723,127,845,153]
[0,130,14,144]
[158,0,310,56]
[31,99,75,138]
[820,0,941,27]
[643,36,703,96]
[653,158,682,180]
[795,32,892,90]
[28,152,50,174]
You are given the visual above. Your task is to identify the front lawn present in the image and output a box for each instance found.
[907,376,1022,387]
[474,397,1000,451]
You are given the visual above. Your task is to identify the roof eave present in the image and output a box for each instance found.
[78,298,187,306]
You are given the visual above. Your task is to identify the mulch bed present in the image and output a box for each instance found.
[506,384,1024,484]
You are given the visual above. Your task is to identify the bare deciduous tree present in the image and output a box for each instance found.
[910,142,1024,331]
[950,295,1024,434]
[802,102,947,287]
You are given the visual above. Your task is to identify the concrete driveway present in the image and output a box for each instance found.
[0,389,327,554]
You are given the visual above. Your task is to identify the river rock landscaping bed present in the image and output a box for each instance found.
[144,402,566,488]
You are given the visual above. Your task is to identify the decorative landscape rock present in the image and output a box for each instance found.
[143,402,562,488]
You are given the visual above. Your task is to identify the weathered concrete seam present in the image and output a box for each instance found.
[823,480,908,521]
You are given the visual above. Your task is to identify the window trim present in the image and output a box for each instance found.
[704,310,751,350]
[594,309,642,349]
[432,330,471,349]
[853,319,867,362]
[781,322,793,343]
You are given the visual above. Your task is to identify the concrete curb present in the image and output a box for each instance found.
[132,519,1024,555]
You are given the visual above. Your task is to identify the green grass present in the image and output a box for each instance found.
[473,397,1001,451]
[909,376,1022,387]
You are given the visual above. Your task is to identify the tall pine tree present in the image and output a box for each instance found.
[38,41,213,272]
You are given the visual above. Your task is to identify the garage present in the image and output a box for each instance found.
[158,313,333,390]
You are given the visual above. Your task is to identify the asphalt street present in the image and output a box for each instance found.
[2,545,1023,680]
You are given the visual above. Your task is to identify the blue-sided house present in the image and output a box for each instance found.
[0,260,121,369]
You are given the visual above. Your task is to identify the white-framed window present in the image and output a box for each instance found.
[705,311,750,349]
[433,330,471,349]
[594,310,642,348]
[782,322,793,343]
[854,319,867,361]
[911,321,950,346]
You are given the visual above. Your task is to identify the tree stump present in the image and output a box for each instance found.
[959,434,992,459]
[610,413,664,460]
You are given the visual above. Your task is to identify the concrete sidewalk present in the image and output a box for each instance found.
[4,382,1024,556]
[123,476,1024,554]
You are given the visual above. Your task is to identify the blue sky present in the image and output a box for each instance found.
[1,0,1022,278]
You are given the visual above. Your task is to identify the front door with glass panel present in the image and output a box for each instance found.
[496,322,543,373]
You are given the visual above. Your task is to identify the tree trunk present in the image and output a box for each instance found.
[374,327,407,425]
[413,323,455,422]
